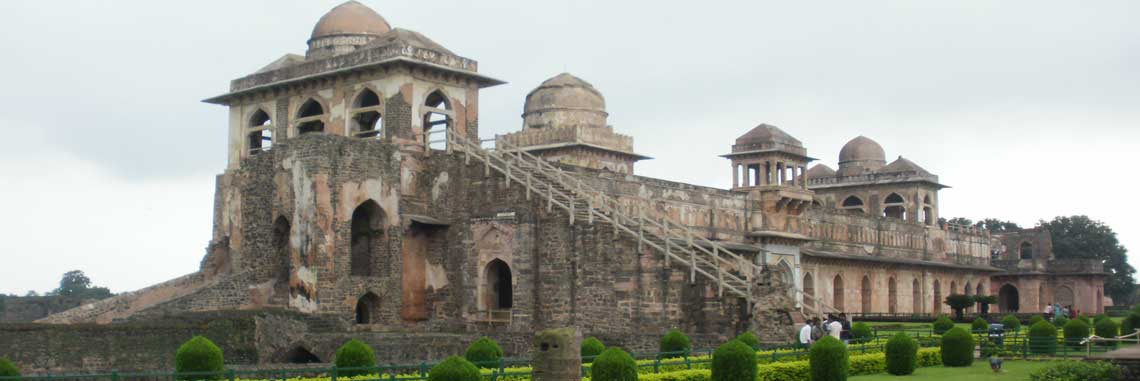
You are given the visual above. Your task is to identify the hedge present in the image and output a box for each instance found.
[605,349,943,381]
[428,356,480,381]
[334,339,376,377]
[850,323,873,344]
[176,336,225,380]
[0,358,18,378]
[885,333,917,375]
[710,340,755,381]
[1028,361,1123,381]
[465,337,504,369]
[1062,319,1089,347]
[1029,315,1044,326]
[1001,315,1021,332]
[1029,320,1058,355]
[660,330,692,358]
[809,336,848,381]
[592,348,638,381]
[940,327,973,367]
[582,337,606,363]
[971,317,989,332]
[932,315,954,335]
[733,332,760,349]
[1094,318,1119,346]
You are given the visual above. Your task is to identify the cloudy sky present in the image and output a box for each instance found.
[0,0,1136,295]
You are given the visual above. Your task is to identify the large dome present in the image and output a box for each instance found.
[310,1,392,40]
[838,136,886,164]
[522,73,608,129]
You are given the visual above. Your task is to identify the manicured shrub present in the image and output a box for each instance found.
[851,323,873,344]
[971,317,989,332]
[1063,319,1090,347]
[175,336,224,380]
[932,315,954,335]
[809,336,848,381]
[733,331,759,349]
[659,329,691,358]
[711,340,756,381]
[592,348,638,381]
[885,333,917,376]
[1028,320,1058,355]
[1079,314,1094,326]
[1122,312,1140,336]
[0,358,19,378]
[1001,315,1021,333]
[334,339,376,377]
[1094,314,1111,324]
[1028,361,1123,381]
[939,327,973,367]
[464,337,504,368]
[428,356,479,381]
[1095,318,1119,346]
[1029,314,1044,326]
[582,337,606,363]
[1054,315,1069,328]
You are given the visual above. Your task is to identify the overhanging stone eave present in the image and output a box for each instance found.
[807,178,950,190]
[720,149,817,161]
[504,142,653,161]
[203,56,507,105]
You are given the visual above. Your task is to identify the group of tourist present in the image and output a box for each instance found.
[798,313,852,346]
[1043,302,1078,321]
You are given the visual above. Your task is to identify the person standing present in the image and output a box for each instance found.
[799,319,814,347]
[828,315,843,339]
[840,313,853,343]
[811,317,825,343]
[1045,303,1054,320]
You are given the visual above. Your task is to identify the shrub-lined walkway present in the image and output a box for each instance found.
[850,361,1054,380]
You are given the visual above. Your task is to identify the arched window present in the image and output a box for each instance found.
[932,279,942,314]
[861,275,872,313]
[888,277,897,314]
[1019,242,1033,260]
[350,200,385,277]
[296,99,325,135]
[355,292,381,324]
[832,275,845,310]
[921,195,934,225]
[423,91,453,150]
[351,89,383,138]
[282,346,321,364]
[999,284,1019,313]
[484,259,513,310]
[883,193,906,220]
[912,278,921,313]
[248,109,273,154]
[1055,285,1075,308]
[842,196,865,214]
[950,281,957,297]
[273,216,292,275]
[803,272,815,298]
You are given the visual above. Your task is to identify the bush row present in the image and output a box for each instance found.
[584,348,942,381]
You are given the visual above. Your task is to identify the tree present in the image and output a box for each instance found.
[52,270,112,299]
[975,219,1022,233]
[975,295,997,317]
[944,294,975,321]
[944,217,973,227]
[1040,216,1135,302]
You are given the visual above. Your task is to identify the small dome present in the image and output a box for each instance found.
[806,164,837,178]
[310,1,391,40]
[735,124,802,147]
[522,73,607,129]
[838,136,886,164]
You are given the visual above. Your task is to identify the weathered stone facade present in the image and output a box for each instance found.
[0,1,1105,374]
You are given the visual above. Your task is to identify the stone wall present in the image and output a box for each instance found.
[0,296,87,323]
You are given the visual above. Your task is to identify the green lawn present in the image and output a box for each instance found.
[850,361,1054,380]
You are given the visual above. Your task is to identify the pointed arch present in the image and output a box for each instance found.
[350,88,383,138]
[247,109,274,154]
[281,346,321,364]
[932,279,942,314]
[423,90,453,150]
[999,284,1020,313]
[803,272,815,299]
[832,274,845,311]
[355,291,381,324]
[483,259,513,310]
[1039,283,1047,311]
[883,193,906,219]
[841,196,865,214]
[912,278,921,313]
[350,200,386,277]
[296,98,326,135]
[273,216,292,275]
[861,275,872,313]
[888,277,898,314]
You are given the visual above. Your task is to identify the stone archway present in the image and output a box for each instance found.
[999,284,1020,313]
[1055,285,1075,309]
[861,275,872,313]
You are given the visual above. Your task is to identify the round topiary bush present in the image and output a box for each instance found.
[1122,312,1140,336]
[1094,314,1110,324]
[1089,319,1117,344]
[591,348,637,381]
[940,327,974,367]
[734,331,760,349]
[1029,320,1058,355]
[659,329,691,358]
[428,356,480,381]
[972,317,989,332]
[1001,315,1021,333]
[809,336,848,381]
[851,322,873,344]
[1063,319,1090,347]
[1029,314,1044,326]
[464,337,504,369]
[1079,314,1094,327]
[885,333,917,376]
[582,337,606,363]
[0,357,20,378]
[175,336,225,380]
[334,339,376,377]
[1054,315,1069,328]
[932,315,955,335]
[711,340,756,381]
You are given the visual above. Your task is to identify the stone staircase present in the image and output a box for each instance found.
[444,133,841,317]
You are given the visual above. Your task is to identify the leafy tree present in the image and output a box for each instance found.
[51,270,113,299]
[1040,216,1135,302]
[944,217,973,227]
[974,295,997,317]
[944,294,975,321]
[975,218,1022,233]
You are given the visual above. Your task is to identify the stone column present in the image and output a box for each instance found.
[533,327,581,381]
[732,163,739,188]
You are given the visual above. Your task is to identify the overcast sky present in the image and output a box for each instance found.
[0,0,1136,295]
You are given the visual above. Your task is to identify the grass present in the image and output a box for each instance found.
[849,361,1054,380]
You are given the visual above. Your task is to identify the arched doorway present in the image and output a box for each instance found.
[888,277,898,314]
[912,278,921,313]
[281,346,321,364]
[355,292,381,324]
[1055,285,1075,309]
[350,200,385,277]
[803,272,815,309]
[999,284,1020,313]
[483,259,513,310]
[932,280,942,314]
[861,275,872,313]
[833,275,845,311]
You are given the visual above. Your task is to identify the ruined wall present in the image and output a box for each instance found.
[0,296,89,323]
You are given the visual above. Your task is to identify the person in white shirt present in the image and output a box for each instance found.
[799,320,814,346]
[828,315,842,339]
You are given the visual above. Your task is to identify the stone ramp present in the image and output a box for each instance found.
[1092,344,1140,379]
[35,272,207,324]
